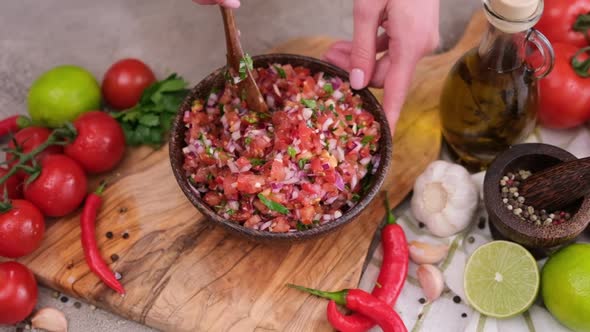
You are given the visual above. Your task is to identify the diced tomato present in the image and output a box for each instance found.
[323,169,337,184]
[298,122,319,152]
[204,192,223,207]
[222,174,238,200]
[247,137,271,158]
[270,159,286,181]
[244,215,262,229]
[271,217,290,233]
[357,112,374,127]
[302,77,316,98]
[235,156,251,169]
[302,183,321,195]
[225,110,240,129]
[237,172,266,194]
[299,206,316,225]
[310,157,324,175]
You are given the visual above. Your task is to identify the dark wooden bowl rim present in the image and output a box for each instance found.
[484,143,590,248]
[169,54,393,242]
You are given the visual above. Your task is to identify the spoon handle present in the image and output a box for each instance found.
[220,7,268,113]
[520,157,590,211]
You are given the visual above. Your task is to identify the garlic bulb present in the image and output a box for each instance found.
[411,160,478,237]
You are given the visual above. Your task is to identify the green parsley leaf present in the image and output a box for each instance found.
[298,158,309,169]
[257,194,289,214]
[112,73,190,147]
[219,103,225,115]
[345,115,353,121]
[351,193,361,202]
[323,83,334,95]
[239,54,254,80]
[301,99,317,109]
[274,65,286,78]
[227,209,236,215]
[244,137,252,145]
[287,146,297,158]
[250,158,265,166]
[296,222,312,231]
[361,135,374,146]
[206,173,213,181]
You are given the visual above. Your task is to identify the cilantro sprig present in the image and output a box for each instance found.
[257,194,289,214]
[239,54,254,81]
[111,74,190,147]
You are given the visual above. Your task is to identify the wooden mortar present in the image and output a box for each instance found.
[483,143,590,258]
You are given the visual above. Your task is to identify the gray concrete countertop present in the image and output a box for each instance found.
[0,0,479,331]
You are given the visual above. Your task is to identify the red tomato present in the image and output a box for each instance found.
[102,58,156,110]
[24,154,87,217]
[64,111,126,174]
[6,127,63,178]
[237,173,266,194]
[535,1,590,47]
[0,167,22,199]
[0,261,38,325]
[0,200,44,258]
[538,43,590,128]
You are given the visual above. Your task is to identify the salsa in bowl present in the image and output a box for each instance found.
[170,54,392,242]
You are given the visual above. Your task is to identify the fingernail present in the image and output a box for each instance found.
[222,0,240,8]
[350,68,364,90]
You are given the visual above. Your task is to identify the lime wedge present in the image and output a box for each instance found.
[464,240,539,318]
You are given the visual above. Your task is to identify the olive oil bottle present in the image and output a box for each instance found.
[440,0,554,170]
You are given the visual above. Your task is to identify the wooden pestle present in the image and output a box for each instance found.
[519,157,590,211]
[220,7,268,114]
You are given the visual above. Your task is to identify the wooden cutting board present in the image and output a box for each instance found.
[14,11,486,332]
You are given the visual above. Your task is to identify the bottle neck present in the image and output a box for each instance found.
[478,24,528,73]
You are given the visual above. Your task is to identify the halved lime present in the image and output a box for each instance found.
[464,240,539,318]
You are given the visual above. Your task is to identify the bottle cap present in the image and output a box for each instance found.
[484,0,543,33]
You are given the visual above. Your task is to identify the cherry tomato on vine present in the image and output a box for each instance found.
[65,111,126,174]
[0,167,22,199]
[0,200,44,258]
[0,261,38,325]
[538,43,590,129]
[6,126,63,179]
[102,58,156,110]
[24,154,87,217]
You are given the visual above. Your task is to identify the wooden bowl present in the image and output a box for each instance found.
[169,54,393,243]
[484,143,590,257]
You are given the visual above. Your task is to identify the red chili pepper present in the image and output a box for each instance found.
[327,197,408,332]
[80,182,125,295]
[0,115,30,137]
[289,285,407,332]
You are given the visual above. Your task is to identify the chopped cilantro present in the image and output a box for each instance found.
[370,143,377,151]
[244,114,258,124]
[352,193,361,202]
[298,158,309,169]
[358,124,366,129]
[210,87,220,95]
[240,89,247,101]
[319,104,325,111]
[244,137,252,145]
[227,209,236,215]
[274,65,287,78]
[302,99,317,109]
[257,194,289,214]
[287,146,297,158]
[361,135,374,146]
[188,177,197,185]
[219,103,225,115]
[250,158,265,166]
[296,222,312,231]
[206,173,213,181]
[329,104,335,111]
[238,54,254,80]
[345,115,353,121]
[323,83,334,95]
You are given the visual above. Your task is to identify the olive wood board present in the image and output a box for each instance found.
[10,11,488,332]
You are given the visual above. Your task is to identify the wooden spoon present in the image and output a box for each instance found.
[519,157,590,211]
[220,7,268,113]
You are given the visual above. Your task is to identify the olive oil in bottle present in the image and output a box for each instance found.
[440,0,554,170]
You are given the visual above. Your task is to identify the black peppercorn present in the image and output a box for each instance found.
[418,222,425,229]
[453,295,462,303]
[60,296,69,303]
[122,232,129,239]
[461,313,467,318]
[105,231,113,239]
[111,254,119,262]
[418,298,426,304]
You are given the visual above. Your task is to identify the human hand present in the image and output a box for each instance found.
[323,0,440,135]
[193,0,240,9]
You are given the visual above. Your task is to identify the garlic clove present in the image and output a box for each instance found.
[31,307,68,332]
[417,264,445,302]
[408,241,450,264]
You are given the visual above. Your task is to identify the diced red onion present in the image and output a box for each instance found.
[331,77,342,90]
[324,196,338,205]
[372,154,381,172]
[271,183,283,191]
[260,221,272,231]
[352,141,363,153]
[228,200,239,210]
[302,108,313,120]
[183,111,190,122]
[273,84,281,97]
[336,147,345,162]
[332,90,344,100]
[187,180,201,197]
[266,95,276,108]
[328,139,337,151]
[322,214,332,221]
[335,172,345,191]
[239,165,252,173]
[334,210,343,219]
[360,156,372,166]
[282,177,299,185]
[207,93,218,106]
[292,190,299,199]
[231,131,241,140]
[322,118,334,131]
[351,174,358,190]
[227,160,239,173]
[206,107,217,114]
[314,213,322,221]
[322,163,330,170]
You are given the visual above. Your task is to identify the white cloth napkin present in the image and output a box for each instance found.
[360,126,590,332]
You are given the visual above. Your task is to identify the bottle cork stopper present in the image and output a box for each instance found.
[489,0,539,21]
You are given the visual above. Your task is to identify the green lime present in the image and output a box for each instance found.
[28,65,100,127]
[542,243,590,332]
[464,240,539,318]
